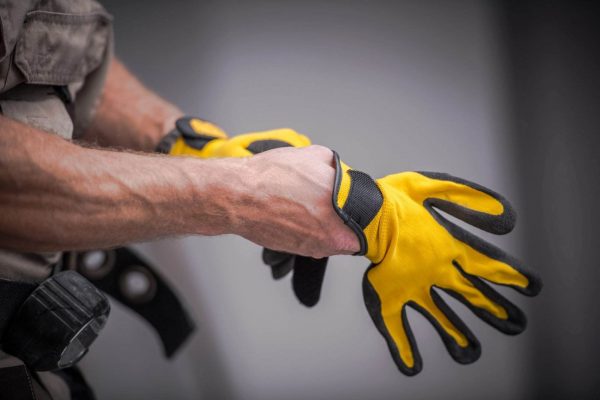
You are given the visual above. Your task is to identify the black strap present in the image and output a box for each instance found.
[331,151,382,256]
[343,170,383,230]
[0,280,35,340]
[63,247,195,358]
[52,367,97,400]
[0,365,38,400]
[0,362,95,400]
[53,85,76,123]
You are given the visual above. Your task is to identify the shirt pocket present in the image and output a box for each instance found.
[14,10,112,86]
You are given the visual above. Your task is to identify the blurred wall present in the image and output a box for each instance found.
[82,1,535,399]
[504,1,600,399]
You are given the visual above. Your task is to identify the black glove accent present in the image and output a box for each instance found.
[246,139,293,154]
[262,249,328,307]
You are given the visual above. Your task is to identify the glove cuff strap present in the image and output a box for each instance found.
[156,128,180,153]
[331,151,383,256]
[156,116,226,154]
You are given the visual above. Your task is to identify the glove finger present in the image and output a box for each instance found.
[182,117,228,139]
[234,129,311,154]
[440,262,528,335]
[437,267,508,319]
[262,248,290,265]
[270,259,294,280]
[246,140,293,154]
[262,248,293,280]
[292,256,328,307]
[173,117,228,154]
[412,289,481,364]
[457,238,541,295]
[416,171,516,234]
[430,208,542,296]
[363,265,423,376]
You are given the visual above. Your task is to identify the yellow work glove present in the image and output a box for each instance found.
[156,116,310,157]
[331,151,542,375]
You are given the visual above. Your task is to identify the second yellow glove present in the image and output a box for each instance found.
[156,116,310,157]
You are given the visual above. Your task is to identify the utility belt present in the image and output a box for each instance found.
[0,82,195,372]
[0,248,195,371]
[0,1,196,397]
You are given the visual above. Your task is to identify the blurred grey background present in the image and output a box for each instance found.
[81,1,600,399]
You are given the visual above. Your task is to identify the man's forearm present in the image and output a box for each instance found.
[0,116,245,252]
[81,59,183,152]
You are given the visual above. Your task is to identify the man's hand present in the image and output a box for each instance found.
[159,118,345,306]
[233,145,360,258]
[0,116,358,257]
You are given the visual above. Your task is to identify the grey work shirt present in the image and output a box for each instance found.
[0,0,113,283]
[0,2,114,399]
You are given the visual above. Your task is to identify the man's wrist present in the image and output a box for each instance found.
[182,156,253,237]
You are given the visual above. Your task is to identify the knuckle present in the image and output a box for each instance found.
[306,144,332,157]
